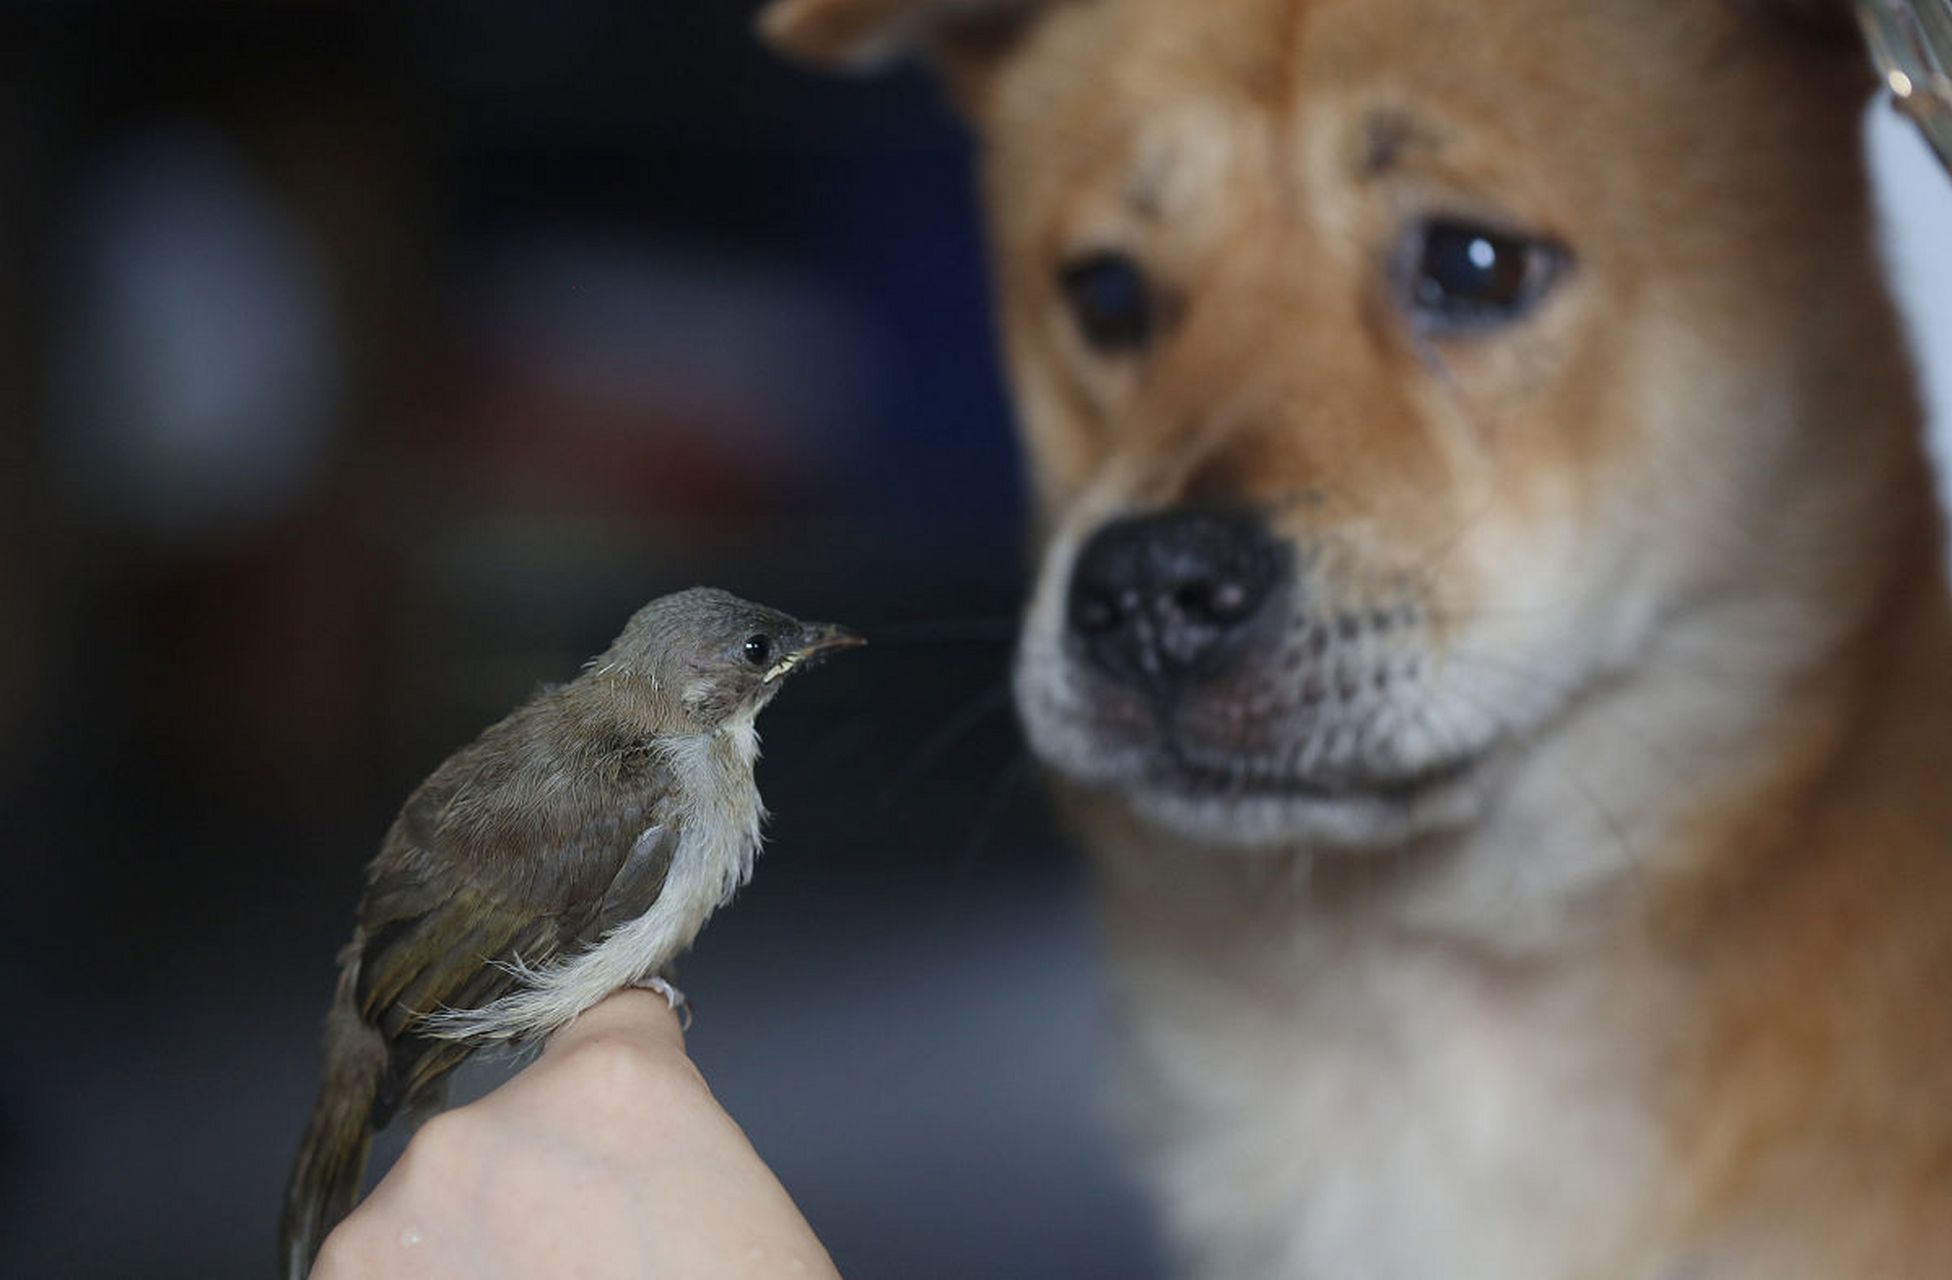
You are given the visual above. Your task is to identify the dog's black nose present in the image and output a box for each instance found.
[1067,508,1286,688]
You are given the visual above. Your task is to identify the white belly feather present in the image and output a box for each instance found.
[423,716,763,1044]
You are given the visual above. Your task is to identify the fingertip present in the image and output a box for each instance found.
[546,988,687,1058]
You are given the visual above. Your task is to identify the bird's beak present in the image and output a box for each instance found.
[764,622,866,682]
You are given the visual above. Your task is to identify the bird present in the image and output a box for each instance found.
[279,586,862,1279]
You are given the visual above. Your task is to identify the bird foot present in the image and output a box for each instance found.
[632,976,693,1030]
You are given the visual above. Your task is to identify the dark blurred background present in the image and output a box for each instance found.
[0,3,1165,1276]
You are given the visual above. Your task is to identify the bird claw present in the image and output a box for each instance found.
[632,976,693,1030]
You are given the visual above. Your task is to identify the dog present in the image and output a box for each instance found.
[763,1,1952,1274]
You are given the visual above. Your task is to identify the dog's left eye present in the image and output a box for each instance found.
[1058,251,1155,354]
[1407,219,1566,334]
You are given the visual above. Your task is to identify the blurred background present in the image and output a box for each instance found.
[0,5,1946,1278]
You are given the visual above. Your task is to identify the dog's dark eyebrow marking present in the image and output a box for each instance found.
[1359,108,1434,178]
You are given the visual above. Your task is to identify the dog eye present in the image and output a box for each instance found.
[1408,219,1565,333]
[1058,251,1154,354]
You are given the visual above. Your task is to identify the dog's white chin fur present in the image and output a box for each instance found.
[1125,775,1488,851]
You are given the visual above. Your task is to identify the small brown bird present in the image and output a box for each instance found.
[279,587,861,1278]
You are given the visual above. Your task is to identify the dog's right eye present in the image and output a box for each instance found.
[1406,218,1567,335]
[1058,252,1155,354]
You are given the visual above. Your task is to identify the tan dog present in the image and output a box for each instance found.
[764,1,1952,1274]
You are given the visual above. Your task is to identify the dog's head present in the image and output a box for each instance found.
[767,0,1891,853]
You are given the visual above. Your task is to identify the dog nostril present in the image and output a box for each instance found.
[1074,592,1121,635]
[1174,578,1253,625]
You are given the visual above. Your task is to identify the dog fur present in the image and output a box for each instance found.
[764,1,1952,1274]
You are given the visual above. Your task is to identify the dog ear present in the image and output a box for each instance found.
[759,0,932,70]
[758,0,1045,105]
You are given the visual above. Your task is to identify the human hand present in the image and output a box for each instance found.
[312,989,840,1279]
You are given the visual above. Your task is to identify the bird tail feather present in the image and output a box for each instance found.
[279,994,386,1280]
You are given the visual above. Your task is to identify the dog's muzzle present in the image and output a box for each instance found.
[1018,501,1500,848]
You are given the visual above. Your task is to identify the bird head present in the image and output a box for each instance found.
[595,587,864,734]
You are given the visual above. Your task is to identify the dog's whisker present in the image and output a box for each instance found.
[878,679,1016,812]
[861,618,1021,647]
[950,749,1038,888]
[1437,644,1733,779]
[1436,648,1716,901]
[1433,675,1659,919]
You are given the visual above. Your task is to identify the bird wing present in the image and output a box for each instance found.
[348,729,683,1123]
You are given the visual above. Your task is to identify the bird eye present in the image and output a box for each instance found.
[1058,251,1155,354]
[742,634,772,667]
[1407,218,1567,334]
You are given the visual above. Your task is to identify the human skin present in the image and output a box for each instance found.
[311,990,841,1280]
